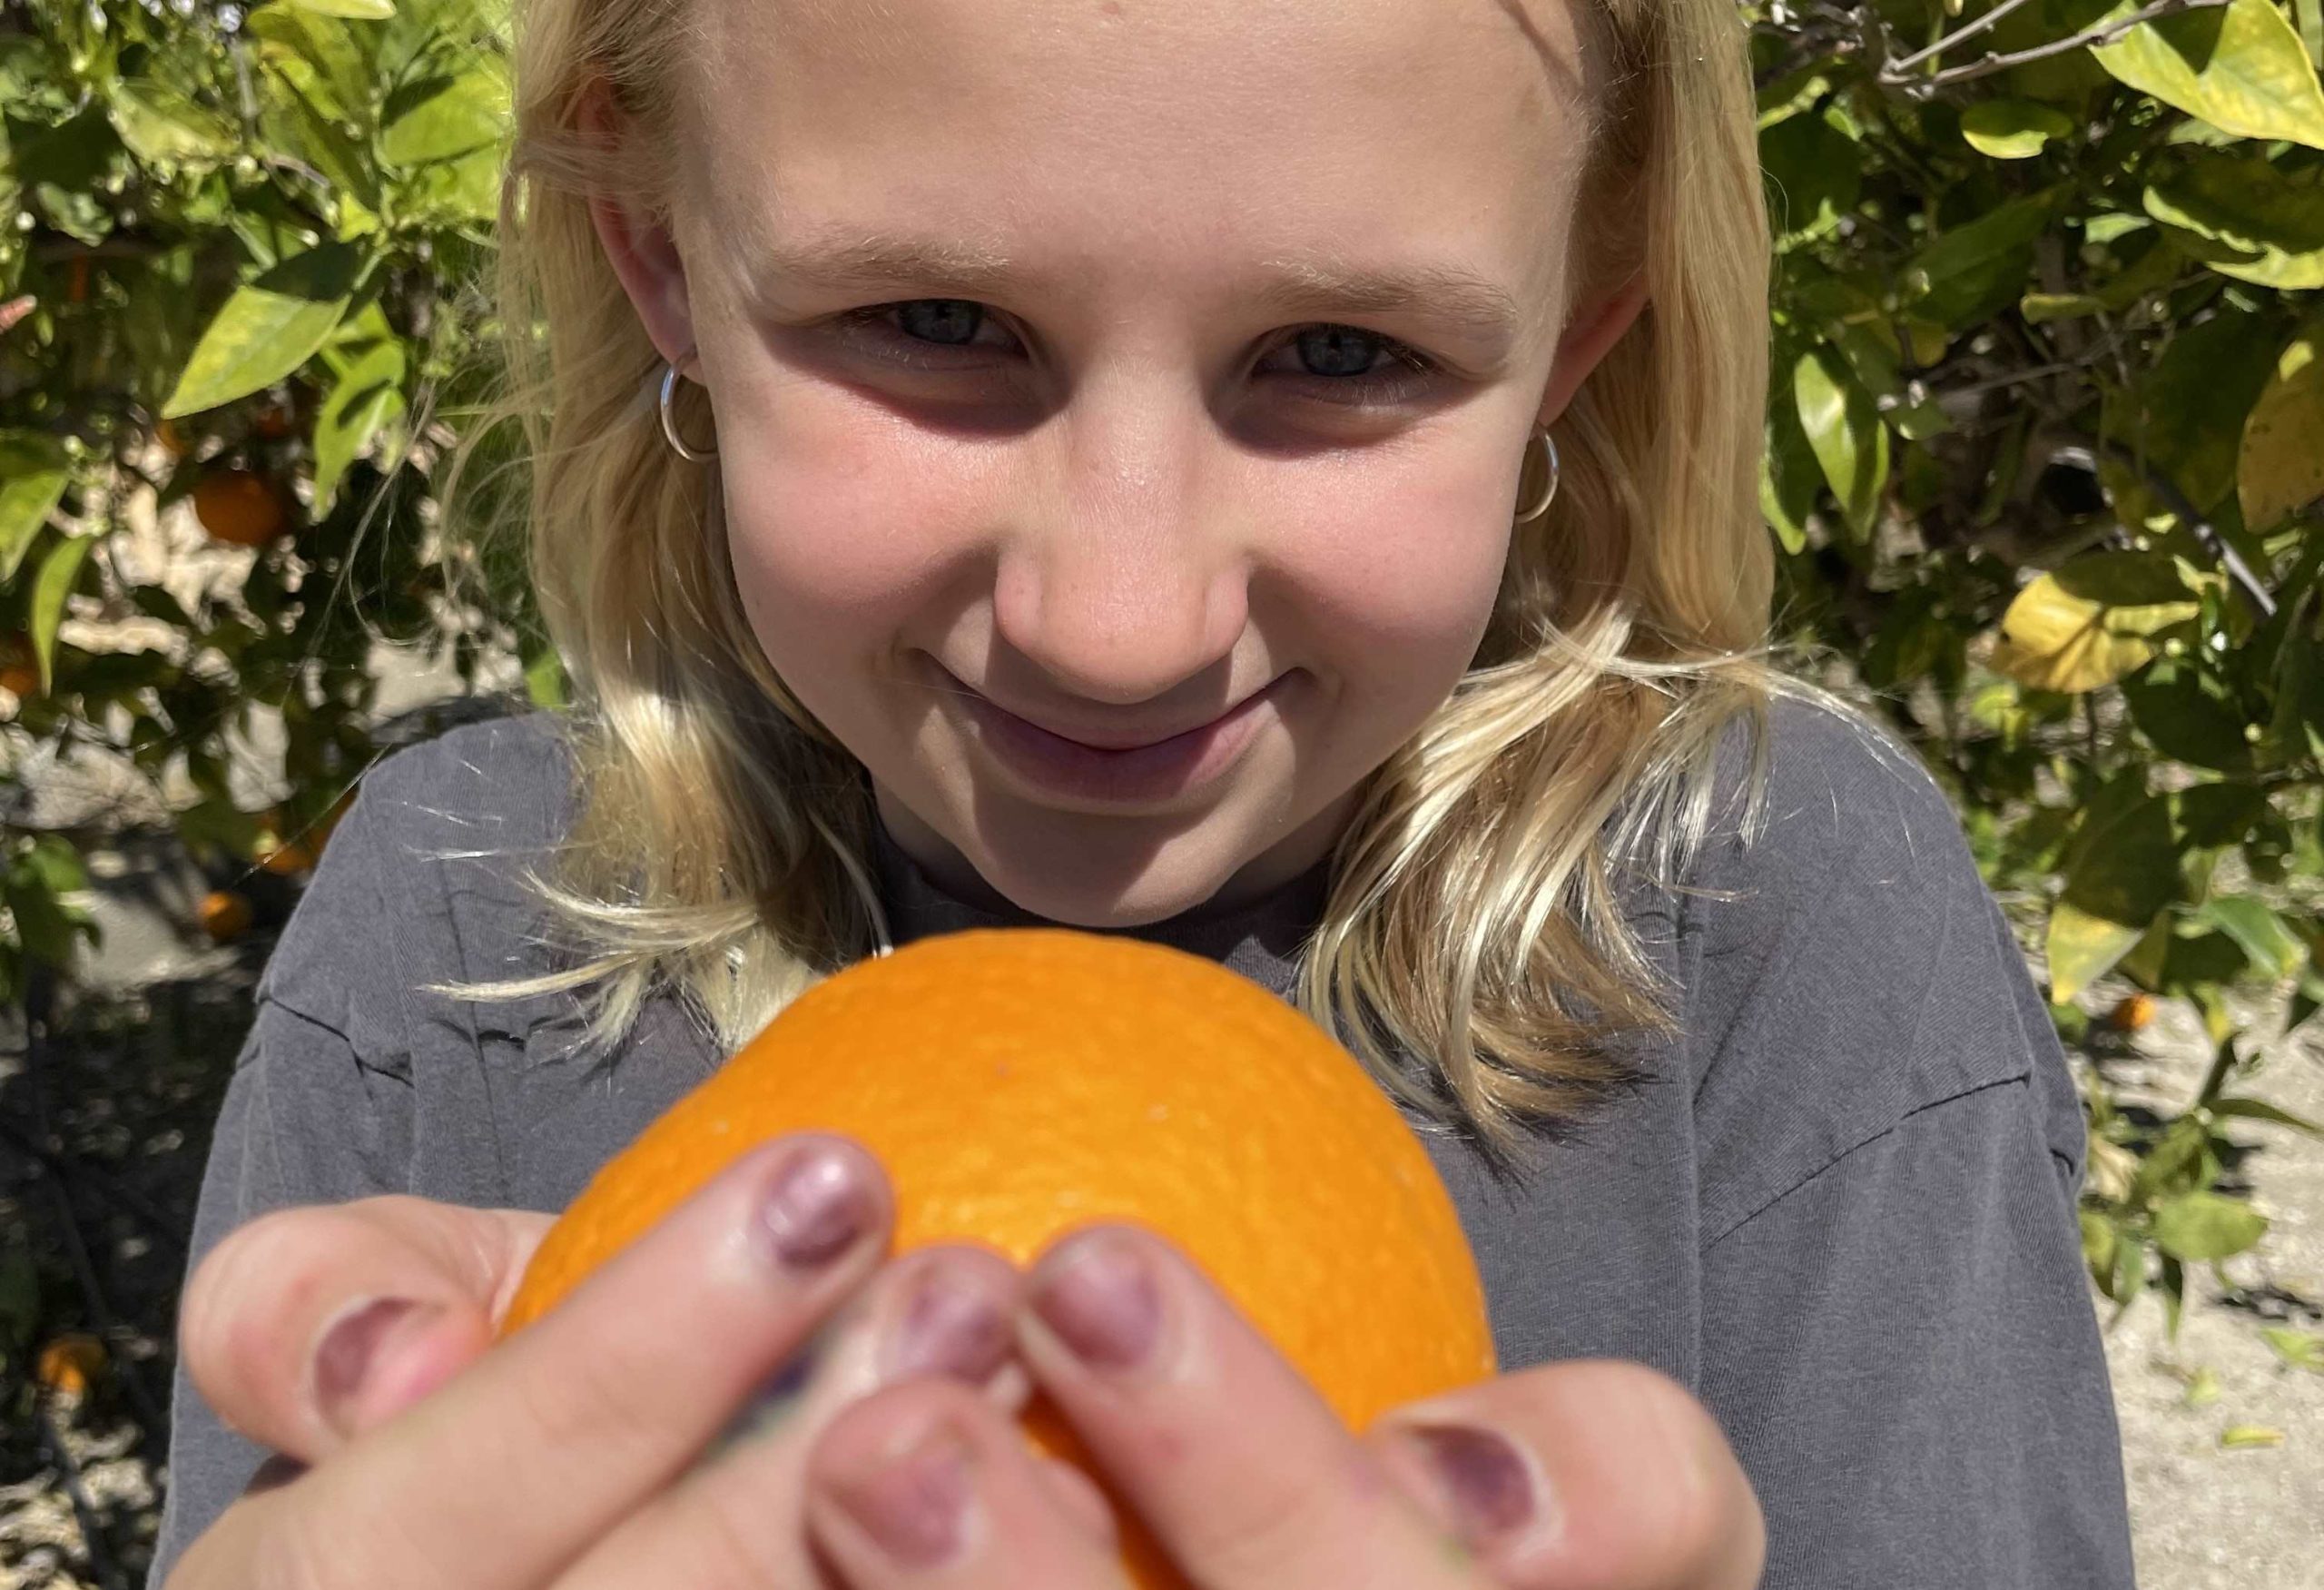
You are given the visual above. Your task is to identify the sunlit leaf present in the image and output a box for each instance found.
[163,242,367,418]
[378,67,511,168]
[1989,554,2202,692]
[2094,0,2324,150]
[2191,894,2305,977]
[29,533,94,691]
[0,433,71,584]
[2240,320,2324,528]
[2153,1189,2269,1260]
[2143,153,2324,290]
[289,0,396,15]
[2260,1327,2324,1371]
[2220,1424,2287,1448]
[312,331,407,515]
[1792,347,1887,539]
[1961,99,2074,159]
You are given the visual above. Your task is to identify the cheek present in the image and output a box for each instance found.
[1270,449,1512,676]
[717,399,989,664]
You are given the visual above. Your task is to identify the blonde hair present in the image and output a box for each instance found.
[444,0,1777,1166]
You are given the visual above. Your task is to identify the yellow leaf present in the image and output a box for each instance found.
[2047,901,2146,1002]
[2094,0,2324,151]
[1989,558,2202,693]
[2220,1424,2287,1449]
[1961,99,2075,159]
[2240,321,2324,528]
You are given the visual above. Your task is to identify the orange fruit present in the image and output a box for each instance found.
[198,889,253,943]
[256,835,316,876]
[35,1333,106,1397]
[502,927,1494,1588]
[192,467,287,547]
[2109,992,2157,1033]
[0,631,37,699]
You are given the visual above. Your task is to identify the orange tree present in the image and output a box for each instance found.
[4,0,2324,1352]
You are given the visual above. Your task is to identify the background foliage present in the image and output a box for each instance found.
[3,0,2324,1384]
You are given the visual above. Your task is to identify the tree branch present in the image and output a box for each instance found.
[1880,0,2232,90]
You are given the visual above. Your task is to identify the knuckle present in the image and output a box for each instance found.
[1171,1445,1362,1581]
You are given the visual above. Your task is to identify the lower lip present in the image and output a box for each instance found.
[956,673,1283,805]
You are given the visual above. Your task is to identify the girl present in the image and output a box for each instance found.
[147,0,2135,1585]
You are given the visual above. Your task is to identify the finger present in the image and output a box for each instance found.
[1014,1224,1479,1588]
[277,1133,894,1588]
[804,1377,1131,1587]
[182,1195,553,1460]
[556,1241,1028,1589]
[1370,1359,1767,1590]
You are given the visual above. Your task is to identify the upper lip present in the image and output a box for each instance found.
[952,668,1273,751]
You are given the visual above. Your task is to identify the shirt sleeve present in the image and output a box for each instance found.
[1699,1074,2133,1589]
[144,801,420,1588]
[1681,700,2134,1589]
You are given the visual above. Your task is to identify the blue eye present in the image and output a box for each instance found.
[829,301,1442,406]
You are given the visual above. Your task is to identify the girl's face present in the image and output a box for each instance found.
[594,0,1639,927]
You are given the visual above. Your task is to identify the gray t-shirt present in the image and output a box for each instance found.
[144,697,2135,1588]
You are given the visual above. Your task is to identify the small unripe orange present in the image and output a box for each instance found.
[2109,993,2157,1032]
[198,889,254,943]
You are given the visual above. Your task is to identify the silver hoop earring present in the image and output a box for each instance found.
[657,357,718,462]
[1513,427,1560,523]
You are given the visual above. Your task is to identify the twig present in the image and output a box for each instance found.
[0,1109,189,1261]
[2050,442,2280,617]
[1881,0,2232,89]
[1886,0,2045,72]
[36,1397,128,1590]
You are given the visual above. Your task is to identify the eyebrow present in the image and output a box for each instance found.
[746,230,1530,350]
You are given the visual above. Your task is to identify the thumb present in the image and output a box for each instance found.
[182,1194,555,1463]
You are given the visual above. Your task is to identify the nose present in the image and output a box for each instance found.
[990,404,1248,708]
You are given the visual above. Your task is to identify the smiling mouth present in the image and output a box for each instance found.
[939,665,1269,751]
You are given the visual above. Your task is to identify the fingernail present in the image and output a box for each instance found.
[755,1143,876,1271]
[1394,1422,1546,1549]
[889,1269,1013,1384]
[312,1297,438,1433]
[1029,1233,1161,1372]
[832,1422,974,1568]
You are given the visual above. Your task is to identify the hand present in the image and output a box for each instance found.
[165,1133,1053,1588]
[801,1225,1767,1588]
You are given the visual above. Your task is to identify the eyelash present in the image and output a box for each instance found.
[827,301,1443,406]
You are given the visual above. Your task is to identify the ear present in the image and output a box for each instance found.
[1535,270,1649,428]
[576,78,699,370]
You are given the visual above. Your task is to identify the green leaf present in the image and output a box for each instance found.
[2122,657,2252,769]
[1989,553,2202,693]
[3,873,78,965]
[1761,389,1820,553]
[1904,193,2059,330]
[22,835,87,895]
[29,533,94,691]
[107,77,236,167]
[2211,1096,2324,1134]
[1793,347,1887,539]
[2240,319,2324,528]
[2191,894,2305,976]
[2260,1327,2324,1370]
[2048,786,2188,999]
[1761,113,1861,250]
[2021,291,2109,322]
[523,644,567,709]
[2220,1424,2287,1448]
[2136,303,2287,511]
[2093,0,2324,151]
[378,67,510,168]
[1961,99,2074,159]
[2153,1188,2269,1260]
[290,0,396,15]
[0,433,72,584]
[312,336,408,515]
[2143,153,2324,290]
[163,242,367,418]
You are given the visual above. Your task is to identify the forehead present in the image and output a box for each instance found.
[677,0,1602,331]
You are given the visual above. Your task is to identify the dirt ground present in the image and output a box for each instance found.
[3,680,2321,1587]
